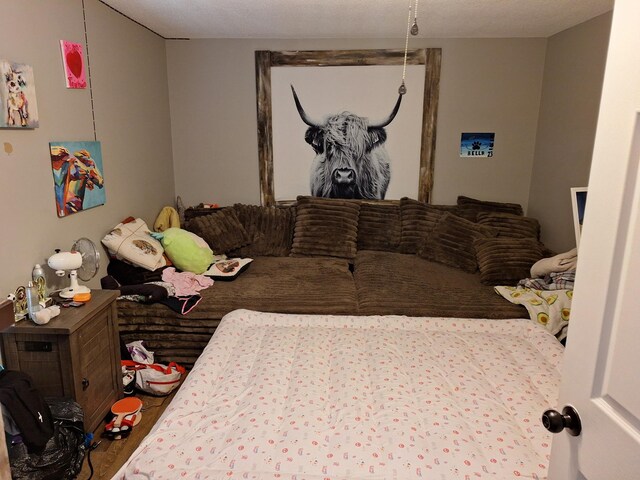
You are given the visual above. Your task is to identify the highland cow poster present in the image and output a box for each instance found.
[50,141,105,217]
[271,65,425,202]
[0,60,39,128]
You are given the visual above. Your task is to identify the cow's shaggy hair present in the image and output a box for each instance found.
[309,112,391,199]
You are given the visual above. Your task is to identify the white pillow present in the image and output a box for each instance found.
[102,218,167,271]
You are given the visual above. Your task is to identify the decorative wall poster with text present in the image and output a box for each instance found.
[60,40,87,88]
[50,141,105,217]
[0,60,39,128]
[460,132,494,157]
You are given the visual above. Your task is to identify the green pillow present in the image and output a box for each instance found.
[151,228,214,274]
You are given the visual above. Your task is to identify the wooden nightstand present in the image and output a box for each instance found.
[0,290,123,433]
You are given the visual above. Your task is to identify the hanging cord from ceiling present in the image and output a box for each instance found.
[82,0,97,141]
[399,0,420,96]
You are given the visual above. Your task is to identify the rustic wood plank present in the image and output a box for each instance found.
[256,50,275,206]
[419,48,442,204]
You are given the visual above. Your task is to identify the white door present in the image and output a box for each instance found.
[547,0,640,478]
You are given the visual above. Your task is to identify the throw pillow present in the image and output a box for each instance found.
[417,212,497,273]
[290,196,360,260]
[456,195,524,221]
[399,197,447,254]
[185,208,250,255]
[229,204,296,257]
[357,203,401,252]
[102,218,167,271]
[476,212,540,239]
[474,237,545,285]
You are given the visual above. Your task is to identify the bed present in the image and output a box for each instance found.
[114,309,562,479]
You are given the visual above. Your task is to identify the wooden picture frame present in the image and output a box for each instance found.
[255,48,442,206]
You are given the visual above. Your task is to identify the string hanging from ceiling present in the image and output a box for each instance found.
[399,0,420,96]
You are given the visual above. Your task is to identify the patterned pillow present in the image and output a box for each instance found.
[399,197,448,254]
[290,196,360,260]
[357,203,401,252]
[229,204,296,257]
[417,213,497,273]
[476,212,540,239]
[474,237,545,285]
[185,208,250,255]
[456,195,524,221]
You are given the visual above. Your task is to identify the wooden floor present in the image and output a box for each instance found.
[77,389,178,480]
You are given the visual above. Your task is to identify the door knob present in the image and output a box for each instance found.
[542,405,582,436]
[82,377,90,390]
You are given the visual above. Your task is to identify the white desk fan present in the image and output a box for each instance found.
[47,238,100,299]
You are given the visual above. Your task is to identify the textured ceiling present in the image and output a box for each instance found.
[100,0,613,39]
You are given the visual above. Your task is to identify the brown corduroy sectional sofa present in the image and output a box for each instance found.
[117,195,546,368]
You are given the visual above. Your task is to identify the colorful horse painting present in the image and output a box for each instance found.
[50,143,105,217]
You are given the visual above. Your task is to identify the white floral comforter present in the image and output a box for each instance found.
[114,309,563,480]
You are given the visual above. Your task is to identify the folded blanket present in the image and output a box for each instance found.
[495,286,571,341]
[530,248,577,277]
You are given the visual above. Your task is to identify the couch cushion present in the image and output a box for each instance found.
[357,203,401,252]
[474,237,545,285]
[399,197,447,254]
[229,204,296,257]
[185,208,250,255]
[476,211,540,239]
[354,250,526,318]
[290,196,360,260]
[418,213,497,273]
[456,195,524,221]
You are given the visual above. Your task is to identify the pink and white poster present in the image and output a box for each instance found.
[60,40,87,89]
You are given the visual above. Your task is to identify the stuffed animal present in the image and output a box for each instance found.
[150,228,213,274]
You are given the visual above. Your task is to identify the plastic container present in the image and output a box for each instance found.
[26,280,42,321]
[32,263,47,300]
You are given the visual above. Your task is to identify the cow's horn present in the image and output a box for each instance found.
[370,94,403,129]
[291,85,321,127]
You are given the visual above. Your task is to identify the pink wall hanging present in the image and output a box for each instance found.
[60,40,87,89]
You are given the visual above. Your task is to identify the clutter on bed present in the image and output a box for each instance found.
[493,247,578,340]
[203,257,253,280]
[114,195,557,368]
[102,217,166,271]
[114,309,563,479]
[152,206,180,232]
[150,227,213,274]
[495,286,572,341]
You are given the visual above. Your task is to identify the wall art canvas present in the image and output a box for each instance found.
[60,40,87,89]
[256,49,442,206]
[460,132,495,157]
[271,65,425,202]
[0,60,39,128]
[50,141,105,217]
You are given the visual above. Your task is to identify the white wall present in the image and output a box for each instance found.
[166,37,547,209]
[528,13,612,253]
[0,0,174,297]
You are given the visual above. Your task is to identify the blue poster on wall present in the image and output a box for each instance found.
[460,132,495,157]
